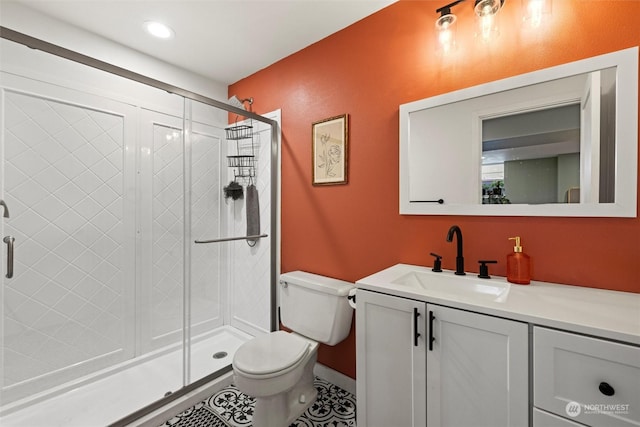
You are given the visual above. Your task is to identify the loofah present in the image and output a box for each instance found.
[224,181,244,200]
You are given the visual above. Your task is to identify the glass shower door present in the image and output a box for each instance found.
[0,73,138,405]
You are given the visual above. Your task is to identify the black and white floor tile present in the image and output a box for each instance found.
[207,385,255,426]
[162,401,231,427]
[159,377,356,427]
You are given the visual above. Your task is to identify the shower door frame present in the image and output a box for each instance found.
[0,24,279,392]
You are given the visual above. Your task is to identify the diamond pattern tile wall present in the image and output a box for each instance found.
[149,123,223,347]
[3,91,128,392]
[229,121,272,334]
[190,129,222,328]
[151,125,185,340]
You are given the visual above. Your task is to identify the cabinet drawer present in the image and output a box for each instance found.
[533,408,584,427]
[534,327,640,427]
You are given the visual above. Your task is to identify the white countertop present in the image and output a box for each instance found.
[356,263,640,345]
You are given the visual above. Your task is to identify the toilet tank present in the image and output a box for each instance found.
[279,271,354,346]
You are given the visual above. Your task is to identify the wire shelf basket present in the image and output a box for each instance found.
[227,155,255,168]
[226,118,257,184]
[225,124,253,140]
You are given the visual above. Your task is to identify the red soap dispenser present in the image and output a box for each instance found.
[506,236,531,284]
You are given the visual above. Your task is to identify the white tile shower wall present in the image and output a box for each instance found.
[228,118,273,336]
[150,115,186,348]
[1,72,226,403]
[190,124,224,330]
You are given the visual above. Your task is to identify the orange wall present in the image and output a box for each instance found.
[229,0,640,379]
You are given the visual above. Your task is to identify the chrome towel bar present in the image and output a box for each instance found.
[194,234,268,244]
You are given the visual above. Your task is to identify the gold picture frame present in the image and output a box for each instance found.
[312,114,349,186]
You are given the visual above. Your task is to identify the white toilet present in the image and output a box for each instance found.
[232,271,355,427]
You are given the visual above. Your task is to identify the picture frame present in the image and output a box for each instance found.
[312,114,349,186]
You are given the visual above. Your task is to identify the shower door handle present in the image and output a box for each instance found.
[3,236,14,279]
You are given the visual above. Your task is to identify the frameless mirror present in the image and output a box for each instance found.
[400,47,638,217]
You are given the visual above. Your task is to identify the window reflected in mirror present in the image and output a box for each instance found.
[480,67,616,205]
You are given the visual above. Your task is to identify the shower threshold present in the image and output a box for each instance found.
[0,326,251,427]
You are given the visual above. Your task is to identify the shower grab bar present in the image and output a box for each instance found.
[194,234,268,244]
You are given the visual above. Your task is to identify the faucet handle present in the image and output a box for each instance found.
[478,260,497,279]
[430,252,443,272]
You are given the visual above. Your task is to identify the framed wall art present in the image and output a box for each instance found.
[312,114,349,185]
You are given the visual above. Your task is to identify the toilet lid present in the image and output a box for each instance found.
[234,331,310,376]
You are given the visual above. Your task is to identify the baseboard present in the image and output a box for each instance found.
[313,364,356,396]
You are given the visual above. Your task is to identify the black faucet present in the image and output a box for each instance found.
[446,225,465,275]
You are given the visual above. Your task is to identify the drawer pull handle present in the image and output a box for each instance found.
[599,382,615,396]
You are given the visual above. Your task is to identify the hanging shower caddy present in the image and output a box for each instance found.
[225,119,256,183]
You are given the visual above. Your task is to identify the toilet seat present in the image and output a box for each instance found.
[233,331,311,379]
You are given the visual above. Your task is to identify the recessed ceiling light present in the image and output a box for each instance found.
[144,21,174,39]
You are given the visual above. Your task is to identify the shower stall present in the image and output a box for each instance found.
[0,29,279,425]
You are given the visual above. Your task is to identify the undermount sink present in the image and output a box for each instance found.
[391,271,511,302]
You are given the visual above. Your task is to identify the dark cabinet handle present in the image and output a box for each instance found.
[599,382,615,396]
[428,311,435,351]
[413,308,421,347]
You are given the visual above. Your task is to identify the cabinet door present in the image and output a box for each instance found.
[426,304,528,427]
[356,290,426,427]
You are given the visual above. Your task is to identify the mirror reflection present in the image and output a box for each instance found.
[480,68,616,205]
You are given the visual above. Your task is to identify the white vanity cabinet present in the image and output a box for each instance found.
[533,327,640,427]
[356,264,640,427]
[356,289,529,427]
[356,290,427,427]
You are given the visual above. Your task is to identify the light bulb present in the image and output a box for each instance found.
[436,13,457,53]
[479,13,495,41]
[440,28,453,50]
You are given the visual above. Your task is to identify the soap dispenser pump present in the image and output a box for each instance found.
[507,236,531,284]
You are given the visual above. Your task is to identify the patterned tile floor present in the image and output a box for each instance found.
[160,377,356,427]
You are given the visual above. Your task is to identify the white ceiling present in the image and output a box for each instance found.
[5,0,397,85]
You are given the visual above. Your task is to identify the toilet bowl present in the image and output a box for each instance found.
[232,271,354,427]
[233,331,319,427]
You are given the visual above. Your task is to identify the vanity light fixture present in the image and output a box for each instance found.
[144,21,175,39]
[435,0,505,48]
